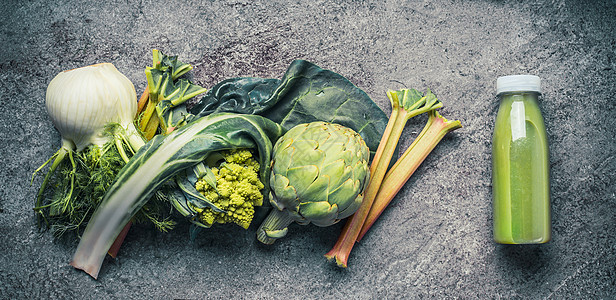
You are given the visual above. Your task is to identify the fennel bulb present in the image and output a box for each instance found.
[45,63,143,152]
[33,63,171,236]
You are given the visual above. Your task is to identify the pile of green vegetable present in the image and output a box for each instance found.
[33,50,461,279]
[32,62,174,239]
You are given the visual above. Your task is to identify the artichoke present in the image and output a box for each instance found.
[256,121,370,244]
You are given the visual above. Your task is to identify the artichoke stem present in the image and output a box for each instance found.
[256,208,295,245]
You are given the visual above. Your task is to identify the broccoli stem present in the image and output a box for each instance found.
[325,89,442,268]
[256,209,295,245]
[357,110,461,241]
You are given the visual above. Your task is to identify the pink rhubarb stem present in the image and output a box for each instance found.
[325,89,440,267]
[357,110,461,241]
[325,106,407,267]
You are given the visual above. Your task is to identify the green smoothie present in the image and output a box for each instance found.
[492,89,551,244]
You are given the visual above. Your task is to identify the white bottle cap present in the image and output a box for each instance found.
[496,75,541,95]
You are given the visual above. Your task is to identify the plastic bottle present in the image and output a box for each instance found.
[492,75,551,244]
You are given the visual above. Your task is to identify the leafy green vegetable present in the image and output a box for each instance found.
[139,49,207,139]
[191,77,280,115]
[66,57,393,279]
[191,60,389,157]
[71,113,284,279]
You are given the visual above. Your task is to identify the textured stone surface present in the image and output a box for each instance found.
[1,0,615,298]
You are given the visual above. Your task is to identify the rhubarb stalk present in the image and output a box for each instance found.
[325,88,442,267]
[357,110,461,241]
[136,88,149,116]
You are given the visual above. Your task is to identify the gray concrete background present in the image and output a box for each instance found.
[1,0,615,299]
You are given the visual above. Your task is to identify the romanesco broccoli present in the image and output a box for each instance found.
[192,149,264,229]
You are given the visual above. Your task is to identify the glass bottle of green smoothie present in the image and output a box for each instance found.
[492,75,551,244]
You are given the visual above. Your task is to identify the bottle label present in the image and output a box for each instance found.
[510,101,526,141]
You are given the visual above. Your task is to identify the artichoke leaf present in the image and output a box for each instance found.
[299,201,338,227]
[285,165,319,197]
[337,193,363,219]
[317,142,347,161]
[301,175,330,203]
[271,143,296,177]
[270,174,298,207]
[327,177,361,209]
[319,159,351,190]
[286,142,323,168]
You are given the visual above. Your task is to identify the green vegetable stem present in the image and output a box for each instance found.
[138,49,207,140]
[358,110,461,241]
[325,88,442,268]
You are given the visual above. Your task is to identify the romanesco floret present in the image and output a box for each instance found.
[193,149,264,229]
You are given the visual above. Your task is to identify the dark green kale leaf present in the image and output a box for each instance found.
[191,60,388,155]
